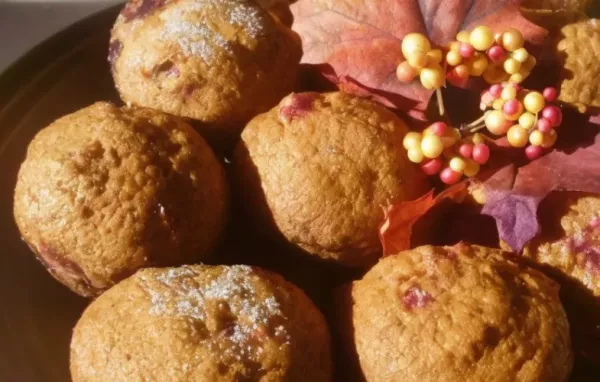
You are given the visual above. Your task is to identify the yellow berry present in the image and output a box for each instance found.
[470,26,495,51]
[446,50,462,66]
[423,127,435,136]
[421,135,444,158]
[407,147,425,163]
[469,54,489,76]
[483,65,510,84]
[485,110,510,135]
[403,132,422,150]
[542,129,558,148]
[427,49,443,64]
[523,92,545,114]
[507,125,529,147]
[518,112,536,130]
[402,33,431,58]
[493,99,505,110]
[502,28,525,51]
[440,128,461,148]
[472,133,484,145]
[512,48,529,63]
[457,30,471,43]
[509,73,525,84]
[449,157,467,173]
[420,66,445,90]
[522,55,537,72]
[463,159,480,177]
[396,61,418,82]
[408,51,428,69]
[449,41,461,52]
[504,58,521,75]
[451,128,462,141]
[494,32,504,44]
[501,86,517,100]
[529,130,545,146]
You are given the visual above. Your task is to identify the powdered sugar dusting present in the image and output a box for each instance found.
[157,0,268,62]
[160,20,230,63]
[228,1,267,39]
[140,265,291,363]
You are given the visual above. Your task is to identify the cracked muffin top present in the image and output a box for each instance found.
[349,244,573,382]
[233,92,428,267]
[13,102,228,297]
[70,265,332,382]
[109,0,301,136]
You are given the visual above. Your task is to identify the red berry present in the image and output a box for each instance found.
[453,65,470,79]
[543,87,558,102]
[487,45,506,63]
[489,84,503,98]
[537,118,552,133]
[525,145,543,160]
[421,158,443,175]
[503,99,522,116]
[430,122,448,136]
[459,43,475,58]
[458,143,474,158]
[472,144,490,165]
[440,168,462,185]
[541,105,562,127]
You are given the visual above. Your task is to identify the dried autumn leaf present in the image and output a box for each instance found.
[379,182,467,255]
[290,0,547,120]
[481,126,600,252]
[556,18,600,111]
[520,0,591,28]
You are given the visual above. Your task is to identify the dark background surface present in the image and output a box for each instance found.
[0,0,121,72]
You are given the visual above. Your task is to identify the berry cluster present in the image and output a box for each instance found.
[446,26,536,85]
[397,25,563,185]
[478,83,562,160]
[396,33,445,90]
[403,122,491,185]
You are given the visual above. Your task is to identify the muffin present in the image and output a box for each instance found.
[110,0,302,136]
[519,192,600,298]
[70,265,332,381]
[348,244,573,382]
[13,102,228,297]
[232,92,427,267]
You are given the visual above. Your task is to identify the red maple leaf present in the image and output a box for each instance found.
[379,182,468,255]
[291,0,547,120]
[481,117,600,252]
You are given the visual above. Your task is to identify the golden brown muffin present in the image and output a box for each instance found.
[232,92,427,267]
[13,102,228,297]
[348,244,573,382]
[109,0,302,137]
[70,265,332,382]
[519,192,600,297]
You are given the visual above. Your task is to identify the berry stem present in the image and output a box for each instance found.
[465,112,488,129]
[436,88,445,117]
[461,123,486,134]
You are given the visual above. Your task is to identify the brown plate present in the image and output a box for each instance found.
[0,6,120,381]
[0,3,599,382]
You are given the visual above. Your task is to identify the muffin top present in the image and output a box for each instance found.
[70,265,332,382]
[234,92,427,266]
[521,191,600,297]
[14,102,228,296]
[350,244,573,382]
[110,0,302,128]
